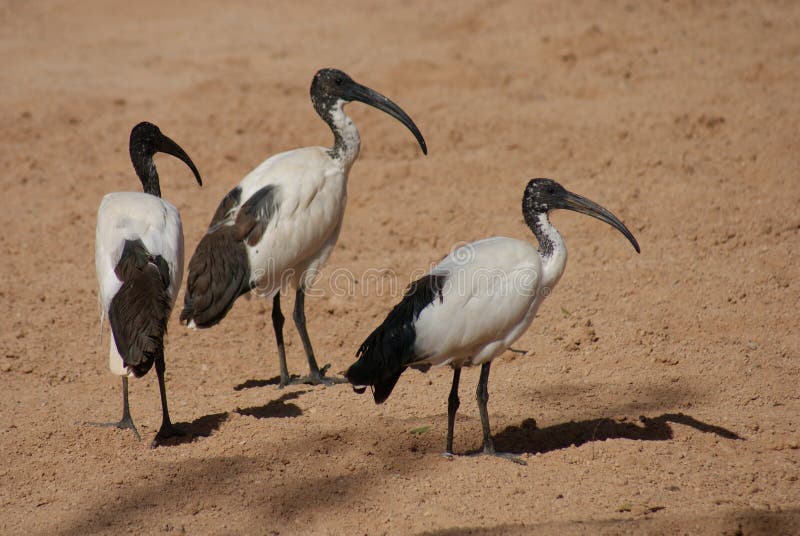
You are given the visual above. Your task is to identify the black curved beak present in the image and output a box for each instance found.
[349,83,427,155]
[157,134,203,187]
[559,191,640,253]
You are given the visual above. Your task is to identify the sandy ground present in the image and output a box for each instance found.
[2,0,799,534]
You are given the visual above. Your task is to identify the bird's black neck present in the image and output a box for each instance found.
[317,99,361,166]
[130,147,161,197]
[526,211,563,260]
[526,211,568,290]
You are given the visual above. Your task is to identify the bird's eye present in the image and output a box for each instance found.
[335,78,343,85]
[547,187,555,194]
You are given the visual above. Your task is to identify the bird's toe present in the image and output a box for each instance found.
[150,424,188,448]
[301,363,348,386]
[86,417,141,440]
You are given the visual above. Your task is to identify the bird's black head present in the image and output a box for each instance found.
[129,122,162,156]
[129,121,202,196]
[310,68,427,154]
[310,68,356,103]
[522,178,640,253]
[523,178,569,214]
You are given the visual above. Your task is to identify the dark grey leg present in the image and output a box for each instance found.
[445,368,461,457]
[151,356,185,448]
[476,362,495,453]
[272,294,291,387]
[292,288,344,386]
[86,376,141,440]
[474,362,525,464]
[119,376,137,436]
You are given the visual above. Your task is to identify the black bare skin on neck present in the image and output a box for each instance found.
[522,177,640,258]
[310,69,355,160]
[529,213,555,258]
[308,68,427,160]
[522,180,561,259]
[129,123,163,197]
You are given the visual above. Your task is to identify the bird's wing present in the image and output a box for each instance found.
[107,238,172,377]
[346,272,449,403]
[412,237,542,365]
[182,146,345,327]
[240,147,347,280]
[206,185,243,233]
[181,184,280,327]
[345,237,541,402]
[202,148,315,234]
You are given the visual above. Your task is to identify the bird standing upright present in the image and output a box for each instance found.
[92,122,202,447]
[180,68,427,387]
[346,178,640,462]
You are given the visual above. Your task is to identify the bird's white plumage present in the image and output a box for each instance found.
[212,102,359,300]
[243,147,349,293]
[95,191,184,375]
[412,228,567,368]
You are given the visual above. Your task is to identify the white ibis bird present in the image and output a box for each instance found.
[180,68,427,386]
[346,178,640,462]
[92,122,202,447]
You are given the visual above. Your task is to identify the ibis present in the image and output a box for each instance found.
[180,68,427,386]
[92,122,202,447]
[346,178,640,462]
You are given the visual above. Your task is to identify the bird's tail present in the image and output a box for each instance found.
[108,240,172,378]
[345,273,448,403]
[180,227,252,328]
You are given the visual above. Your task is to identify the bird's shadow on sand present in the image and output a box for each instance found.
[490,412,742,455]
[156,391,309,447]
[154,411,230,447]
[234,390,307,419]
[233,375,289,390]
[233,369,347,391]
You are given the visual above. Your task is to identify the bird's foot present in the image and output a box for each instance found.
[86,416,141,440]
[300,372,348,386]
[478,451,527,465]
[471,446,527,465]
[150,423,187,449]
[282,364,348,387]
[442,448,526,465]
[277,374,300,389]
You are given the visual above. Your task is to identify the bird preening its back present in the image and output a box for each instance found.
[346,178,640,462]
[180,68,427,387]
[92,122,202,447]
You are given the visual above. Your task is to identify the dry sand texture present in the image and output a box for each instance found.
[1,1,799,534]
